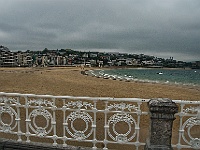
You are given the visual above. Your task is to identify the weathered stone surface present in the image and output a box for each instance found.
[145,98,178,150]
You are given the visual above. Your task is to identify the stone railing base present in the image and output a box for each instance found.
[145,139,173,150]
[0,138,92,150]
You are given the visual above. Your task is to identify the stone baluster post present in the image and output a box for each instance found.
[145,98,178,150]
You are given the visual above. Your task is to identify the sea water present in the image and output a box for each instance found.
[92,68,200,87]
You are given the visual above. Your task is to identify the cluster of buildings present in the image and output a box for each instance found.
[0,45,200,69]
[0,45,32,67]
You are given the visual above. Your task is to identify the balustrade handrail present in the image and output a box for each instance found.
[1,92,199,104]
[0,92,199,150]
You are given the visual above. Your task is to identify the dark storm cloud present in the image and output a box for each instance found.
[0,0,200,61]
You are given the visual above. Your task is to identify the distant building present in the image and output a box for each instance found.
[0,45,32,67]
[0,45,16,67]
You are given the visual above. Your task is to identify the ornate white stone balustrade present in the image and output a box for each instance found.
[0,92,199,150]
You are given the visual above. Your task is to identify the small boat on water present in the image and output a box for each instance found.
[157,72,163,75]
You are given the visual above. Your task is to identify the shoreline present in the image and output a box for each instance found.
[85,68,200,91]
[91,65,198,70]
[0,67,199,100]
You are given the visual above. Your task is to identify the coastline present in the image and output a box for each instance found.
[0,67,199,100]
[86,68,200,91]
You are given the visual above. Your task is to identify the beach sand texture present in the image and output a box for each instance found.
[0,67,199,149]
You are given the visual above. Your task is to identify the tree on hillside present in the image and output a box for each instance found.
[42,48,48,54]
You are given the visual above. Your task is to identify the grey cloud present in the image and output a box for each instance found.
[0,0,200,61]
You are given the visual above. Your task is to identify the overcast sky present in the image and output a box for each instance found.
[0,0,200,61]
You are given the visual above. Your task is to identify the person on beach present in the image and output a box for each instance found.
[81,64,85,70]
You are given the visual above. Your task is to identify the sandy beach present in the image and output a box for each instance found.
[0,67,199,149]
[0,67,199,99]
